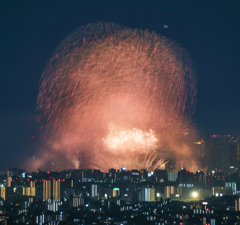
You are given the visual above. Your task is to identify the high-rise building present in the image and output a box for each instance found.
[235,197,240,211]
[91,184,98,198]
[53,180,61,200]
[23,187,36,196]
[43,180,51,201]
[138,187,155,202]
[194,140,207,169]
[155,170,167,183]
[0,187,6,201]
[30,181,35,188]
[23,181,36,197]
[168,171,178,182]
[164,186,182,199]
[164,186,175,199]
[178,169,192,185]
[6,177,12,187]
[73,197,84,207]
[207,135,240,171]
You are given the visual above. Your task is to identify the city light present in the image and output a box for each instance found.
[191,191,198,198]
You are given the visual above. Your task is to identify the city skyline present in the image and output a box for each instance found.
[1,166,240,224]
[0,1,240,170]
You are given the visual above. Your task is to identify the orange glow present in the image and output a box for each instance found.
[34,22,197,171]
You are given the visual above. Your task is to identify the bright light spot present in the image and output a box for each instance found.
[192,191,198,198]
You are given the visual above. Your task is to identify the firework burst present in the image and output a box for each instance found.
[36,22,197,171]
[103,124,158,153]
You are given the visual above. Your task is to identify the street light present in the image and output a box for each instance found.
[192,191,198,198]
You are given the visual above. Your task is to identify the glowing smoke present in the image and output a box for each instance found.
[35,22,197,171]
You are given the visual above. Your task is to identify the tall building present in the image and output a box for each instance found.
[91,184,98,198]
[207,135,240,171]
[235,197,240,211]
[165,186,175,199]
[73,197,84,207]
[23,187,36,196]
[194,140,207,169]
[168,171,178,182]
[138,187,155,202]
[155,170,167,183]
[6,177,12,187]
[53,180,61,200]
[30,181,35,188]
[23,181,36,197]
[43,180,51,201]
[178,169,192,185]
[0,187,6,201]
[43,180,60,200]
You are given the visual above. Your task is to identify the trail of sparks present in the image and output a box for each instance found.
[93,152,167,172]
[36,22,197,171]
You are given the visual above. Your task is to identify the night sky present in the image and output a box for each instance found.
[0,1,240,169]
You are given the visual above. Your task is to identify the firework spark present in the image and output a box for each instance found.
[103,124,158,153]
[36,22,197,171]
[93,152,167,173]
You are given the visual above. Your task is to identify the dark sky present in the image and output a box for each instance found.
[0,1,240,169]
